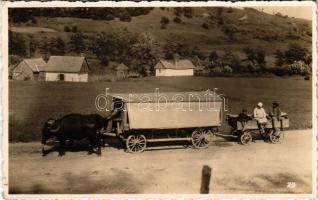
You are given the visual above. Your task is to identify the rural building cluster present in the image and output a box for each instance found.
[11,55,198,82]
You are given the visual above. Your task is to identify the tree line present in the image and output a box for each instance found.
[9,8,154,24]
[9,30,312,77]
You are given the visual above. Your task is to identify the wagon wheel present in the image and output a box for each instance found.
[240,131,253,145]
[191,129,211,149]
[126,134,147,153]
[269,130,281,144]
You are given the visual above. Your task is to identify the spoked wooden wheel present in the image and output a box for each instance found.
[126,134,147,153]
[269,130,281,144]
[191,129,211,149]
[240,131,253,145]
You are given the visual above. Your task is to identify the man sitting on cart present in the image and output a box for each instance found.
[238,108,251,131]
[253,102,267,134]
[269,101,282,136]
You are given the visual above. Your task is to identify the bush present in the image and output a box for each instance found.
[100,57,109,66]
[201,23,209,29]
[173,16,181,23]
[72,26,77,32]
[64,26,71,32]
[160,16,170,25]
[210,66,223,75]
[119,12,132,22]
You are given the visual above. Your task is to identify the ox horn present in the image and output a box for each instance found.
[50,123,60,133]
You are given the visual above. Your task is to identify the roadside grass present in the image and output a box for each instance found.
[9,76,312,142]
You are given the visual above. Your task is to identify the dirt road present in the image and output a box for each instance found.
[8,130,312,194]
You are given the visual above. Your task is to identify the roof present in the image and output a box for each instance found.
[155,59,195,70]
[109,91,223,103]
[45,56,88,73]
[115,63,129,71]
[23,58,46,72]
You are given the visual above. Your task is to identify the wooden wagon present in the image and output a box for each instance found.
[226,113,289,144]
[106,91,224,153]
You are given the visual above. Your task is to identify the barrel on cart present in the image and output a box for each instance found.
[105,91,224,153]
[226,113,289,144]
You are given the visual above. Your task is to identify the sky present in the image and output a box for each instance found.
[257,6,313,20]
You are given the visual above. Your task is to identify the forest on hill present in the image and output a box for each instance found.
[9,7,312,77]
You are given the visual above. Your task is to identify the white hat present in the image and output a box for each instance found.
[257,102,263,107]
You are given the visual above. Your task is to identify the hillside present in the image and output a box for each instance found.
[9,7,312,73]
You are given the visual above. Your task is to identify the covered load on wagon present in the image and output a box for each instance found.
[105,91,224,152]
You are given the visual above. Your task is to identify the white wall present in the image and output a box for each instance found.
[155,69,194,76]
[45,72,88,82]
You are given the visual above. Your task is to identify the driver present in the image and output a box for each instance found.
[106,97,124,133]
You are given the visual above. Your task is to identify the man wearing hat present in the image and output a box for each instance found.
[269,101,282,134]
[253,102,267,133]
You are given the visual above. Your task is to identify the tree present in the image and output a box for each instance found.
[9,31,27,57]
[68,32,86,55]
[274,50,285,66]
[284,43,308,64]
[201,23,209,29]
[64,26,71,32]
[209,51,218,61]
[163,41,190,59]
[129,33,161,76]
[160,16,170,29]
[223,25,237,41]
[243,47,266,72]
[221,51,241,72]
[72,26,78,33]
[50,37,66,55]
[173,16,181,23]
[183,8,193,18]
[29,36,37,57]
[38,36,50,61]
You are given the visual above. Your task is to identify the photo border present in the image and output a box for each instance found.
[1,1,317,199]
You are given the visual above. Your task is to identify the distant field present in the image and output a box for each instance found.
[9,76,312,142]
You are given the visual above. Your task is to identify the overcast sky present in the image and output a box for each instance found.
[257,6,313,20]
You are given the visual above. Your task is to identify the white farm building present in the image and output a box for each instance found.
[45,56,89,82]
[154,58,195,77]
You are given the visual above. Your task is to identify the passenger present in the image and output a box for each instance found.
[253,102,267,134]
[269,101,282,135]
[238,109,251,131]
[106,98,124,133]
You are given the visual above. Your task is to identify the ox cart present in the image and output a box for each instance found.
[105,92,223,153]
[226,113,289,144]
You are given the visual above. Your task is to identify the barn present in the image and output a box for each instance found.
[12,58,46,81]
[45,56,89,82]
[154,58,195,77]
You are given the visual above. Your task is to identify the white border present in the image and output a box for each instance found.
[1,1,317,199]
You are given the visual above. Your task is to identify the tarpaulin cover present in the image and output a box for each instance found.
[127,102,222,129]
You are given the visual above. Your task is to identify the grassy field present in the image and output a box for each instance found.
[9,76,312,142]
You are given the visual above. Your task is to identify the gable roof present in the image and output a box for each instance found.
[45,56,88,73]
[155,59,195,70]
[115,63,129,71]
[23,58,46,72]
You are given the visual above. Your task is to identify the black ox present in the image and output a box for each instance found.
[41,113,107,156]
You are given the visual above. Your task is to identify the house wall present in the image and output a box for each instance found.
[155,69,194,76]
[12,62,34,80]
[116,70,128,79]
[45,72,88,82]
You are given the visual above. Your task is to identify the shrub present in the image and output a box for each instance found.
[201,23,209,29]
[173,16,181,23]
[64,26,71,32]
[210,66,223,75]
[72,26,77,32]
[100,57,109,66]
